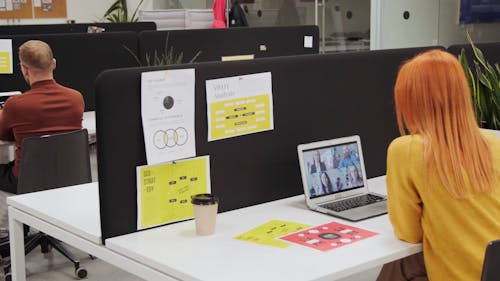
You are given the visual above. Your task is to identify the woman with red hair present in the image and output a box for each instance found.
[377,49,500,281]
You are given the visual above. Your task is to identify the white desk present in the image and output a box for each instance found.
[7,182,170,281]
[7,176,422,281]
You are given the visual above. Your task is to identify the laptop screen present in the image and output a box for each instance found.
[302,141,365,199]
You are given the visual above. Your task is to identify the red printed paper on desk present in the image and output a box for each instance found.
[280,221,378,252]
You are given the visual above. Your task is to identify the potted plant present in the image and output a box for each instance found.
[103,0,144,22]
[458,33,500,136]
[124,33,201,66]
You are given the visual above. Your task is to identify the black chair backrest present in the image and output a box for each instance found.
[482,240,500,281]
[17,129,91,194]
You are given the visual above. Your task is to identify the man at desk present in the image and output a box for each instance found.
[0,40,84,195]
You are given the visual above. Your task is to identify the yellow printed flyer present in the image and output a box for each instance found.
[0,39,13,74]
[136,156,210,230]
[205,72,273,141]
[234,220,311,248]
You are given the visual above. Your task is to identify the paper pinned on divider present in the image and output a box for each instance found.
[141,68,196,165]
[136,156,210,230]
[0,39,13,74]
[304,36,313,48]
[33,0,41,7]
[221,54,254,61]
[205,72,274,141]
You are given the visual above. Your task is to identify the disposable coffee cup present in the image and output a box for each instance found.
[191,193,219,236]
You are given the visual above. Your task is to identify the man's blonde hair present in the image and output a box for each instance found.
[19,40,54,71]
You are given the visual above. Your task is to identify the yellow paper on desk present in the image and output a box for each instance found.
[234,220,311,248]
[137,156,210,230]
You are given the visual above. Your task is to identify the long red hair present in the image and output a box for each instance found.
[394,49,493,197]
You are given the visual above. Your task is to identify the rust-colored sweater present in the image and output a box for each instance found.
[0,79,84,177]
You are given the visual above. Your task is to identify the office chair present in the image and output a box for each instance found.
[481,239,500,281]
[2,129,91,281]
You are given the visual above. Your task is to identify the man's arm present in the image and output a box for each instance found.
[0,104,15,141]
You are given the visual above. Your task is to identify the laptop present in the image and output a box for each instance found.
[297,135,387,221]
[0,91,21,107]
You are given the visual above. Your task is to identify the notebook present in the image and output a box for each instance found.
[297,135,387,221]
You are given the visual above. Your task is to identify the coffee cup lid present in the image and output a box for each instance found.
[191,193,219,205]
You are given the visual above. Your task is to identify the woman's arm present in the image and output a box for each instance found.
[386,137,423,243]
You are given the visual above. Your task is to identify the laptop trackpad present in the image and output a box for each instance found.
[338,201,387,221]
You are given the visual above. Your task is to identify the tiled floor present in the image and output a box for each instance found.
[1,244,144,281]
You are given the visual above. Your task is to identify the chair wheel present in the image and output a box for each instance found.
[4,272,11,281]
[75,267,87,279]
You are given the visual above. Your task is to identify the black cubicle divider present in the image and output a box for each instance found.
[95,46,436,242]
[0,22,156,36]
[138,25,319,64]
[0,32,138,111]
[447,41,500,64]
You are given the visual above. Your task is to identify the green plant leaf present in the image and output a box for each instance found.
[136,32,201,67]
[175,52,184,64]
[466,31,489,70]
[130,0,145,22]
[120,0,128,19]
[478,72,492,91]
[460,49,482,124]
[102,0,143,22]
[122,45,142,66]
[189,51,202,63]
[103,0,122,19]
[461,32,500,129]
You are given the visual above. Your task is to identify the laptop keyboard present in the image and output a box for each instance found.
[322,194,385,212]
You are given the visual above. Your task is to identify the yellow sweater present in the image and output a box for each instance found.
[386,133,500,281]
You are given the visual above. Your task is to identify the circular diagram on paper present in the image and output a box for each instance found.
[319,233,340,240]
[153,130,166,149]
[152,128,189,148]
[163,96,175,110]
[175,127,188,146]
[165,129,177,147]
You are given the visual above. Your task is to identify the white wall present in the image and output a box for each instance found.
[373,0,439,49]
[372,0,500,50]
[0,0,154,25]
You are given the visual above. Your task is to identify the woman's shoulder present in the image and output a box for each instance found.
[481,129,500,142]
[388,135,424,153]
[481,130,500,154]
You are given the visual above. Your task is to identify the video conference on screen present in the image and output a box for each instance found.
[304,142,364,198]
